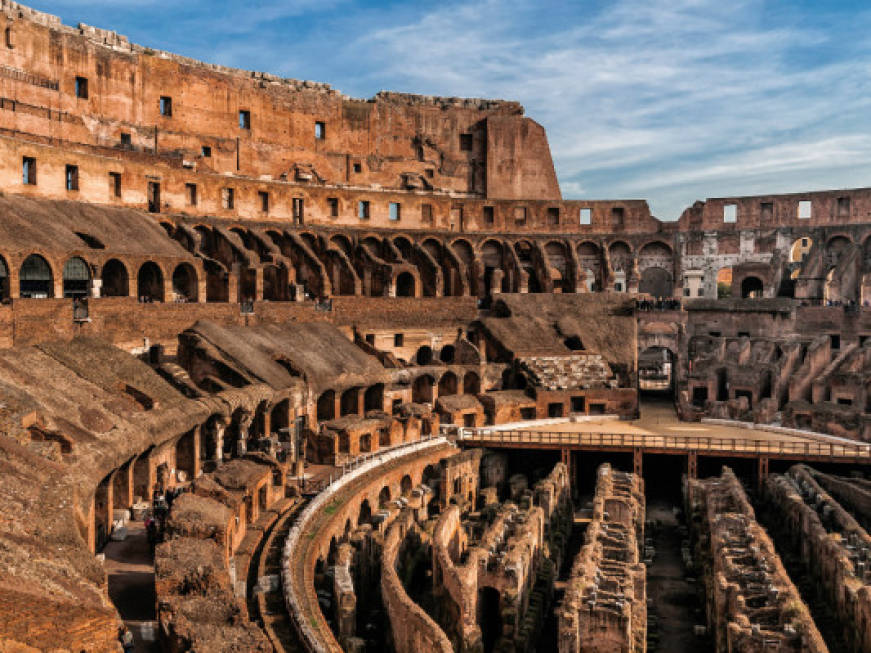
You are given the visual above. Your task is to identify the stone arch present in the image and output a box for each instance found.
[825,234,852,268]
[62,256,91,298]
[608,241,632,271]
[358,499,372,525]
[638,266,672,298]
[364,384,384,413]
[514,240,542,293]
[741,276,763,299]
[317,390,335,421]
[790,236,813,264]
[101,258,129,297]
[438,371,458,396]
[463,371,480,395]
[340,387,360,416]
[378,485,391,507]
[481,239,508,295]
[331,234,353,258]
[19,254,53,298]
[416,345,434,365]
[137,261,164,302]
[577,241,602,291]
[395,271,416,297]
[413,374,434,403]
[401,474,413,495]
[440,345,456,364]
[544,240,570,292]
[171,262,198,302]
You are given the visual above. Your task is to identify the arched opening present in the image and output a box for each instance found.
[638,267,672,298]
[825,235,851,268]
[416,346,433,365]
[317,390,335,421]
[171,263,198,302]
[137,262,164,302]
[478,586,502,653]
[440,345,456,364]
[62,257,90,298]
[400,474,413,495]
[608,241,632,291]
[175,429,197,481]
[413,375,434,403]
[463,372,480,395]
[716,368,728,402]
[717,267,733,298]
[263,264,289,301]
[340,387,360,416]
[19,254,53,298]
[359,432,372,452]
[438,371,458,396]
[564,336,584,351]
[481,240,506,295]
[101,259,129,297]
[379,485,391,507]
[741,276,763,298]
[577,242,601,292]
[790,236,813,264]
[639,347,675,398]
[364,384,384,413]
[358,499,372,525]
[395,271,415,297]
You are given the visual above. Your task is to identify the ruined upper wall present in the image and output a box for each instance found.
[0,1,560,200]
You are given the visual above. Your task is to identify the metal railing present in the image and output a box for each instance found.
[447,426,871,459]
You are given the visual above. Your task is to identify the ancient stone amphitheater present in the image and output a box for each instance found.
[1,2,871,652]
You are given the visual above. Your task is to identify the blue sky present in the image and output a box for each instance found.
[28,0,871,220]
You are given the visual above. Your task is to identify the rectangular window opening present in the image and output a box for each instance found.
[327,197,339,217]
[723,203,738,223]
[293,197,304,224]
[65,164,79,191]
[483,206,494,224]
[612,206,625,227]
[798,200,812,219]
[120,132,132,148]
[315,121,325,140]
[353,162,362,174]
[459,133,473,151]
[514,206,527,226]
[358,200,370,220]
[547,207,560,226]
[22,156,36,185]
[186,183,197,207]
[159,96,172,117]
[258,191,269,213]
[75,76,88,99]
[222,187,235,210]
[239,110,251,130]
[393,333,404,347]
[389,202,401,221]
[201,145,211,158]
[109,172,121,198]
[421,203,433,223]
[760,202,773,221]
[838,196,851,217]
[580,207,592,225]
[147,181,160,213]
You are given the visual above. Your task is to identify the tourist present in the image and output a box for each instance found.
[119,626,134,652]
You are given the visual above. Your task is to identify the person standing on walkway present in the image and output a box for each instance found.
[119,625,135,652]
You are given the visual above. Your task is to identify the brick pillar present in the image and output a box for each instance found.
[197,267,207,303]
[228,268,239,304]
[757,456,769,493]
[192,425,202,478]
[687,451,698,480]
[86,494,96,554]
[254,267,264,302]
[262,408,271,437]
[357,390,365,417]
[633,447,643,477]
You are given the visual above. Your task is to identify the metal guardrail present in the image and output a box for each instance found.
[445,426,871,459]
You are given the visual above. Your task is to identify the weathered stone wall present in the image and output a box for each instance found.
[688,466,828,653]
[764,465,871,653]
[558,463,645,653]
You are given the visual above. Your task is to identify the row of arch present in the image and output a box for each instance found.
[0,253,200,302]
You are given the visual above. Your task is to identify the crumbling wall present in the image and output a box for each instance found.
[558,463,645,653]
[764,465,871,653]
[688,466,828,653]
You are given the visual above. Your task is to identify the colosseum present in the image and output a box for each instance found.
[0,2,870,652]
